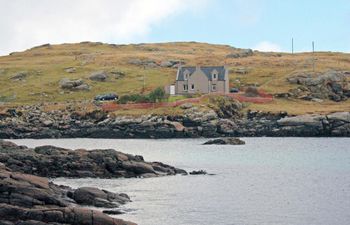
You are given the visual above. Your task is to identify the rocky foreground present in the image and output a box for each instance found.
[0,97,349,138]
[0,140,191,225]
[0,163,136,225]
[0,140,187,178]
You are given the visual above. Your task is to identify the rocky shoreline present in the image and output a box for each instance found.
[0,163,136,225]
[0,140,192,225]
[0,140,187,178]
[0,101,349,138]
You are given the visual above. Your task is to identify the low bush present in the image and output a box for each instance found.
[118,87,166,104]
[117,94,150,104]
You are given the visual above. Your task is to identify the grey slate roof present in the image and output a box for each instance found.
[176,66,226,81]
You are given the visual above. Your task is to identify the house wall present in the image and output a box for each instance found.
[175,66,229,95]
[224,68,229,94]
[175,80,187,94]
[187,69,209,94]
[209,80,226,94]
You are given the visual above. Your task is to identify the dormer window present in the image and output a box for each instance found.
[212,70,218,80]
[183,70,190,80]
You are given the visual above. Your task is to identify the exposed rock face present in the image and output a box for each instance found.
[0,140,187,178]
[0,100,349,138]
[209,96,242,119]
[73,187,130,208]
[64,67,76,73]
[10,71,28,81]
[160,60,184,68]
[128,59,184,68]
[89,71,108,82]
[286,70,350,101]
[0,163,136,225]
[59,78,90,91]
[203,137,245,145]
[237,111,350,137]
[226,49,253,58]
[128,59,157,67]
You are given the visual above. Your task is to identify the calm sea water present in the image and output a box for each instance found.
[10,138,350,225]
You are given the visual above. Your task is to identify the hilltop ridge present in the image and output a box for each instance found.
[0,41,349,114]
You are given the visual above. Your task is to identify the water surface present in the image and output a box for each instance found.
[11,138,350,225]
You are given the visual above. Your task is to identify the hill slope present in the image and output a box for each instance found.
[0,41,349,114]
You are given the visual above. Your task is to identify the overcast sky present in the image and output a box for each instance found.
[0,0,349,56]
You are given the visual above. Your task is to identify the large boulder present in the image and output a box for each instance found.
[73,187,130,208]
[59,78,90,91]
[89,71,108,81]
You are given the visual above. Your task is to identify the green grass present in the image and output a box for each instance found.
[167,95,188,102]
[1,41,350,114]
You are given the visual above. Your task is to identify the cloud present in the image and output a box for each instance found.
[253,41,282,52]
[0,0,206,55]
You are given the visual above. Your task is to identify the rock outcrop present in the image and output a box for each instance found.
[64,67,76,73]
[72,187,130,208]
[203,137,245,145]
[0,101,349,138]
[0,140,187,178]
[237,111,350,137]
[226,49,253,58]
[0,163,136,225]
[59,78,90,91]
[285,70,350,101]
[89,71,108,82]
[10,71,28,81]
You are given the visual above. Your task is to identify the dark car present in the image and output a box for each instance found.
[229,88,240,93]
[94,93,118,101]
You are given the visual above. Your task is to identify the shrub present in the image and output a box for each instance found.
[148,87,166,103]
[117,94,150,104]
[117,87,166,104]
[244,86,259,97]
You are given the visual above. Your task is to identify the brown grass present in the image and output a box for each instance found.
[0,41,350,114]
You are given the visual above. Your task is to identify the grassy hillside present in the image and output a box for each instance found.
[0,41,349,114]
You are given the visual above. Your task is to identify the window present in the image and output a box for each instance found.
[213,73,217,79]
[183,84,188,91]
[184,73,188,80]
[191,84,195,90]
[212,84,217,91]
